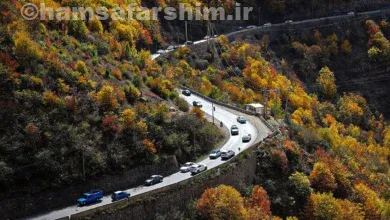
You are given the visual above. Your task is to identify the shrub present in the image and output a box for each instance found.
[76,60,88,75]
[176,97,189,112]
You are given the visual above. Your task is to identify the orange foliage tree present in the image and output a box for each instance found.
[246,186,271,220]
[196,185,247,220]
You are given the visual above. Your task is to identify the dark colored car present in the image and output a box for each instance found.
[111,191,130,201]
[145,175,163,186]
[193,101,203,108]
[184,41,194,46]
[182,89,191,96]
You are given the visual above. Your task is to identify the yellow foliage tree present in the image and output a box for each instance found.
[309,162,336,193]
[88,16,103,33]
[13,32,42,66]
[316,66,337,100]
[196,185,247,220]
[97,85,119,110]
[120,109,136,130]
[191,107,205,120]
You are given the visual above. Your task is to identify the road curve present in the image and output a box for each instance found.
[26,91,269,220]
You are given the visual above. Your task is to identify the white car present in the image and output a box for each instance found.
[156,49,166,54]
[242,133,252,142]
[190,164,207,175]
[285,20,293,24]
[263,23,272,27]
[180,162,195,172]
[347,12,355,16]
[204,35,212,40]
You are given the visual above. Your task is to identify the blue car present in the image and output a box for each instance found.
[77,190,103,205]
[111,191,130,201]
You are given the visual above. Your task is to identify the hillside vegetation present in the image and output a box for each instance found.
[0,1,224,193]
[154,32,390,218]
[1,0,390,219]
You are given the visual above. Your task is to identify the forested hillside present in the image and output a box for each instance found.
[0,0,225,193]
[154,33,390,218]
[1,0,390,219]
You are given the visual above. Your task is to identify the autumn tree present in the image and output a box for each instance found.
[97,85,119,110]
[304,193,342,220]
[354,183,384,219]
[120,109,136,130]
[316,66,337,100]
[13,32,42,66]
[337,93,367,125]
[326,33,339,55]
[289,172,313,198]
[76,60,88,75]
[340,40,352,54]
[246,186,271,220]
[196,185,247,220]
[309,162,336,193]
[69,20,89,39]
[191,107,205,120]
[88,16,103,33]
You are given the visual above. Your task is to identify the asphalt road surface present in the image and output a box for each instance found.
[27,91,269,220]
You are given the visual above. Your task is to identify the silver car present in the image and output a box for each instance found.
[221,150,235,160]
[209,150,221,159]
[190,164,207,175]
[237,116,247,124]
[180,162,195,172]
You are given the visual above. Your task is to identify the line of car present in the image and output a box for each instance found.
[157,35,219,54]
[184,89,252,143]
[76,174,165,206]
[75,90,252,206]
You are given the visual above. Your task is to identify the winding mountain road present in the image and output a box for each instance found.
[27,91,270,220]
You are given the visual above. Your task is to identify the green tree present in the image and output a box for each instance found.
[69,20,89,39]
[289,172,313,198]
